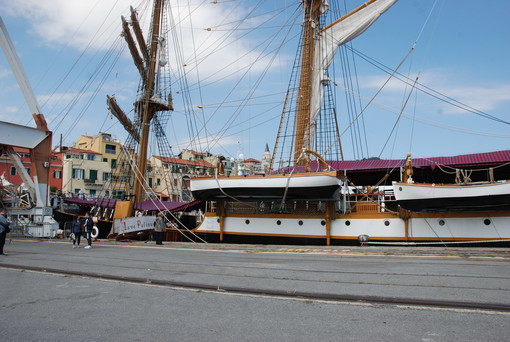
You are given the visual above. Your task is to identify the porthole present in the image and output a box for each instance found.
[345,220,351,226]
[398,187,403,191]
[484,219,491,226]
[245,219,250,225]
[276,220,281,225]
[217,218,220,223]
[320,220,326,226]
[298,220,303,226]
[438,219,445,226]
[384,220,390,226]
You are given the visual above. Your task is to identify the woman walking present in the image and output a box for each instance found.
[71,216,82,248]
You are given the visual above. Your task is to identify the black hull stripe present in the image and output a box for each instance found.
[397,194,510,211]
[192,185,339,201]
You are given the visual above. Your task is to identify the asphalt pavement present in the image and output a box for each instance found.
[0,239,509,341]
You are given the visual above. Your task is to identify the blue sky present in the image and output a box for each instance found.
[0,0,509,162]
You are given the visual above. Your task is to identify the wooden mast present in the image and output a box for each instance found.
[113,0,173,208]
[133,0,162,204]
[294,0,323,166]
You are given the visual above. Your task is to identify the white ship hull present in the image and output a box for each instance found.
[194,211,510,243]
[191,171,341,200]
[393,181,510,211]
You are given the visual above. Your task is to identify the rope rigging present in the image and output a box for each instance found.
[180,2,301,156]
[344,44,510,126]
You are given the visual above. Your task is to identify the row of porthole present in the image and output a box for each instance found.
[345,220,391,226]
[216,218,327,226]
[438,219,492,226]
[248,219,328,226]
[217,218,493,226]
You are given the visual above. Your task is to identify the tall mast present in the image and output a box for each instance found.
[289,0,398,167]
[132,0,164,203]
[113,0,173,205]
[294,0,323,165]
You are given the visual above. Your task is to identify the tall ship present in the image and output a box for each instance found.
[188,0,510,245]
[2,0,509,245]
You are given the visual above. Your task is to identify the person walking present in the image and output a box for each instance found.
[154,212,165,245]
[84,212,94,249]
[0,209,10,256]
[71,216,82,248]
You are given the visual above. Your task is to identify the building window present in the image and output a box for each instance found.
[87,153,95,161]
[10,167,16,176]
[72,168,84,179]
[89,190,96,198]
[89,170,98,181]
[105,144,116,154]
[157,178,161,186]
[103,172,111,181]
[53,170,62,179]
[113,190,124,199]
[148,178,153,187]
[25,167,30,175]
[103,158,108,163]
[111,159,117,169]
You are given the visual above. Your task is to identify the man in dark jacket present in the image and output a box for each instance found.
[84,212,94,249]
[0,209,10,256]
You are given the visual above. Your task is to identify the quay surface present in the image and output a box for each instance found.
[1,239,509,341]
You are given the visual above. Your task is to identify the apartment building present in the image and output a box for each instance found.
[0,147,62,195]
[58,147,109,199]
[148,155,215,202]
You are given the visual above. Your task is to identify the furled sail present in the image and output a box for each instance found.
[308,0,398,144]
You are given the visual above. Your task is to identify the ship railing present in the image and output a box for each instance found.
[345,190,398,213]
[222,200,327,215]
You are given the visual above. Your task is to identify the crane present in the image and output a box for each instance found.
[0,16,58,237]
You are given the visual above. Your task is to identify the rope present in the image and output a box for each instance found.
[118,143,207,243]
[326,44,417,155]
[211,172,257,209]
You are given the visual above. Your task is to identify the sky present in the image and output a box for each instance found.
[0,0,509,163]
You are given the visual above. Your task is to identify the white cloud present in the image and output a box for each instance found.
[0,0,133,50]
[0,105,20,118]
[0,0,285,84]
[435,84,510,114]
[0,105,29,125]
[171,133,240,155]
[38,92,89,107]
[0,66,11,79]
[353,70,510,116]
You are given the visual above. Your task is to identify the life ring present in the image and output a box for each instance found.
[91,225,99,239]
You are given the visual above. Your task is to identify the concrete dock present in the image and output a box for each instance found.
[1,239,509,341]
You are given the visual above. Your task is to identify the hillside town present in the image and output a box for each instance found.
[0,131,272,204]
